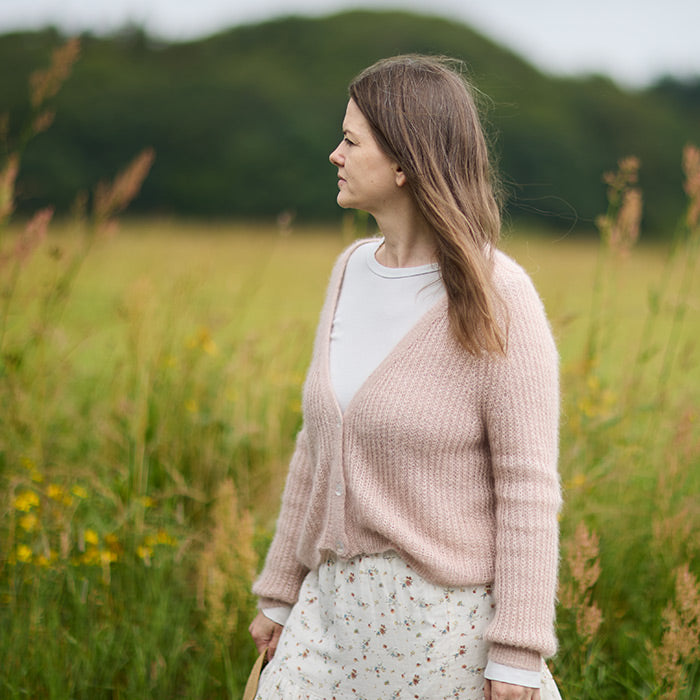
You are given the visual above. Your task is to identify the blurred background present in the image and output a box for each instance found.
[2,0,699,236]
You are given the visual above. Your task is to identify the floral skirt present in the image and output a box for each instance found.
[256,551,562,700]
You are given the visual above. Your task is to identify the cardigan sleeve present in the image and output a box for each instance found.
[252,427,314,606]
[482,260,561,671]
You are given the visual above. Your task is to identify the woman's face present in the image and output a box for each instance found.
[329,99,404,215]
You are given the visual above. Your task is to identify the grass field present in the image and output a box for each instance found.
[1,213,698,699]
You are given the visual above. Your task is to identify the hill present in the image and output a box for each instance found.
[1,10,699,235]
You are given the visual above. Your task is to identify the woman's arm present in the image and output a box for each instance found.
[483,262,561,671]
[252,428,314,605]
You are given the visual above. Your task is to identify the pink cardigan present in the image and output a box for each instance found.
[253,240,561,671]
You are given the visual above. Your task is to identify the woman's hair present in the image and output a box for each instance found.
[349,54,506,355]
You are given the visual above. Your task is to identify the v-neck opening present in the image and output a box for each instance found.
[322,239,446,419]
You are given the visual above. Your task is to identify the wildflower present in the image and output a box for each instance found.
[104,533,121,550]
[84,529,99,546]
[19,513,39,532]
[137,545,153,565]
[47,484,63,500]
[185,399,198,413]
[571,473,586,489]
[186,327,219,356]
[16,545,33,563]
[22,456,44,483]
[14,490,40,512]
[71,485,88,499]
[81,548,100,566]
[155,529,177,546]
[100,549,118,565]
[145,530,177,548]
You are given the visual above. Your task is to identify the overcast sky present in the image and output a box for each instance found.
[1,0,699,88]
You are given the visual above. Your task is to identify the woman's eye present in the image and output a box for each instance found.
[343,137,354,146]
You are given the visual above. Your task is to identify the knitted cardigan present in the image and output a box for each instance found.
[252,239,561,671]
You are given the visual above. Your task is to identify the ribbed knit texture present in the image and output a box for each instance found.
[253,239,561,671]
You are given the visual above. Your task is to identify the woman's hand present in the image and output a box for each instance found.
[248,611,284,658]
[484,679,541,700]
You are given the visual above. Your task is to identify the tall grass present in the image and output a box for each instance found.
[1,43,699,698]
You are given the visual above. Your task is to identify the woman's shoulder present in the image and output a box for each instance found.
[491,248,537,294]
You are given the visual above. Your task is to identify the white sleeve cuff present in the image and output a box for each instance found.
[484,660,541,689]
[261,605,292,626]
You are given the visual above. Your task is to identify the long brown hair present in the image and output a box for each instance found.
[349,54,506,355]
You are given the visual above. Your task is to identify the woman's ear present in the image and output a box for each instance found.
[394,165,407,188]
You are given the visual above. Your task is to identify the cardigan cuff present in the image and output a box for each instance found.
[488,643,543,672]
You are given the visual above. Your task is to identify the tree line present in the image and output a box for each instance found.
[2,10,699,236]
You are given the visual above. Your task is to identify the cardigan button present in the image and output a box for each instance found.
[334,482,342,496]
[335,541,345,554]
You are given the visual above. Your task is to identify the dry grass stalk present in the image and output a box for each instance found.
[652,408,700,563]
[13,207,53,265]
[93,148,155,228]
[196,478,258,642]
[29,38,81,109]
[560,522,603,647]
[596,156,642,258]
[0,153,19,224]
[651,564,700,699]
[683,144,700,229]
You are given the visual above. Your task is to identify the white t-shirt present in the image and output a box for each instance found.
[329,238,444,413]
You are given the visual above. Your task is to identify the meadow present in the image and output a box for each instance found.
[0,206,699,698]
[1,39,699,700]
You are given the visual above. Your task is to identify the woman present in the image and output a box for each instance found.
[249,55,562,700]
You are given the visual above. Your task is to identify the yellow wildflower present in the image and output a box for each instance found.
[19,513,39,532]
[14,490,40,512]
[16,545,32,563]
[137,545,153,564]
[47,484,63,500]
[104,533,121,551]
[84,529,99,546]
[81,548,100,566]
[155,529,177,546]
[21,457,44,482]
[100,549,118,565]
[71,485,88,499]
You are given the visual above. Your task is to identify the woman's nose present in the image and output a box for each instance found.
[329,143,343,166]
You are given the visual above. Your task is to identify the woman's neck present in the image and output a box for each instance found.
[373,206,436,269]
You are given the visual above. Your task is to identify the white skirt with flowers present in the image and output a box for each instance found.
[255,551,562,700]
